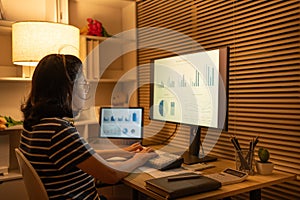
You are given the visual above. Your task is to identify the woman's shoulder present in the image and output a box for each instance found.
[23,118,74,136]
[38,117,74,128]
[27,118,76,136]
[40,117,71,123]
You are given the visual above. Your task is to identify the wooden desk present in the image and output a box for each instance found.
[123,159,296,200]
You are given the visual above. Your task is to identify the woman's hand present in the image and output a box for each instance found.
[123,142,144,152]
[96,142,148,159]
[139,146,155,153]
[122,143,157,162]
[132,147,158,164]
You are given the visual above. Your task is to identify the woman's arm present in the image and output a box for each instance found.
[95,148,134,159]
[77,147,157,184]
[95,142,144,159]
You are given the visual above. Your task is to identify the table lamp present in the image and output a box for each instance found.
[12,21,79,77]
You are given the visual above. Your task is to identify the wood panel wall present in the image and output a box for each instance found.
[136,0,300,199]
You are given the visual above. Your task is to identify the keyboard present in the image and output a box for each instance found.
[147,150,184,171]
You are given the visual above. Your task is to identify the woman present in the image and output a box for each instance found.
[20,54,156,199]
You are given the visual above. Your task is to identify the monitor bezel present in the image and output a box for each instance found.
[149,46,229,131]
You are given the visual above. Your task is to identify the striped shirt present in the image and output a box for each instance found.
[20,117,100,200]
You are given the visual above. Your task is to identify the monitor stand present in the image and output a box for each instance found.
[182,126,217,165]
[182,152,217,165]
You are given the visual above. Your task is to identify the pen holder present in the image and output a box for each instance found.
[235,149,255,175]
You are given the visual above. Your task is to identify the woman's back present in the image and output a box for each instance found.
[20,117,100,199]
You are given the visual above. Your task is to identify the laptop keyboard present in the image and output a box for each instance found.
[89,138,140,149]
[92,139,136,145]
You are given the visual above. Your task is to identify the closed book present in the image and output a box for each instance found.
[145,172,221,199]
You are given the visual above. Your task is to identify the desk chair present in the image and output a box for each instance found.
[15,148,48,200]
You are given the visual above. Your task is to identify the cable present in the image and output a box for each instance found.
[143,123,179,146]
[159,123,179,145]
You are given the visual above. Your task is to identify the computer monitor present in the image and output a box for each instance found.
[150,47,229,164]
[99,107,144,139]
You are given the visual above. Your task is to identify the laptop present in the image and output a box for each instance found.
[90,107,144,150]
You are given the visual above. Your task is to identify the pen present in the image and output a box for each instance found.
[167,174,201,181]
[253,136,259,148]
[230,136,250,170]
[246,136,259,162]
[249,138,254,172]
[234,137,241,150]
[246,140,253,164]
[236,149,250,170]
[231,137,240,151]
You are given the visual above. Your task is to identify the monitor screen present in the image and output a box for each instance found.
[150,47,228,130]
[99,107,144,139]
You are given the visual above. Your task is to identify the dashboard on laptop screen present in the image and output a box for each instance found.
[99,107,143,139]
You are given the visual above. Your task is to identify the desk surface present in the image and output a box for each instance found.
[123,159,296,200]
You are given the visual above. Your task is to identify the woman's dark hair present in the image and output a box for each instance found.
[21,54,82,130]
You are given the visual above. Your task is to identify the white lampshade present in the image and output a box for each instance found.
[12,21,79,66]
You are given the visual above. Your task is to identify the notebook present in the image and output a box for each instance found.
[90,107,144,150]
[145,172,221,199]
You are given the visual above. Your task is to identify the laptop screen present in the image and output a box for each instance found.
[99,107,143,139]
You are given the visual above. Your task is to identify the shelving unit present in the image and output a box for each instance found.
[0,20,15,78]
[70,0,138,142]
[0,20,29,199]
[0,1,137,198]
[75,34,138,139]
[0,129,27,199]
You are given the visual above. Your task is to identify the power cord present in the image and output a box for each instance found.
[143,124,179,146]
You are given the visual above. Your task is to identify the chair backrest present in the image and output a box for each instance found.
[15,148,48,200]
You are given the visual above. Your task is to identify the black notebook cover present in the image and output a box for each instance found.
[145,172,221,199]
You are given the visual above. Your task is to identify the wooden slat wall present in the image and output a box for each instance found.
[137,0,197,149]
[137,0,300,199]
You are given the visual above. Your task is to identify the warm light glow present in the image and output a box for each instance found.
[12,21,79,66]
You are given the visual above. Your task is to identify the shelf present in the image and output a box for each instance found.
[98,78,136,83]
[0,20,14,27]
[82,35,108,41]
[0,125,23,133]
[0,169,22,182]
[81,35,121,44]
[0,77,135,83]
[0,20,14,35]
[87,68,137,83]
[72,0,133,8]
[74,119,98,126]
[81,34,135,45]
[0,77,31,82]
